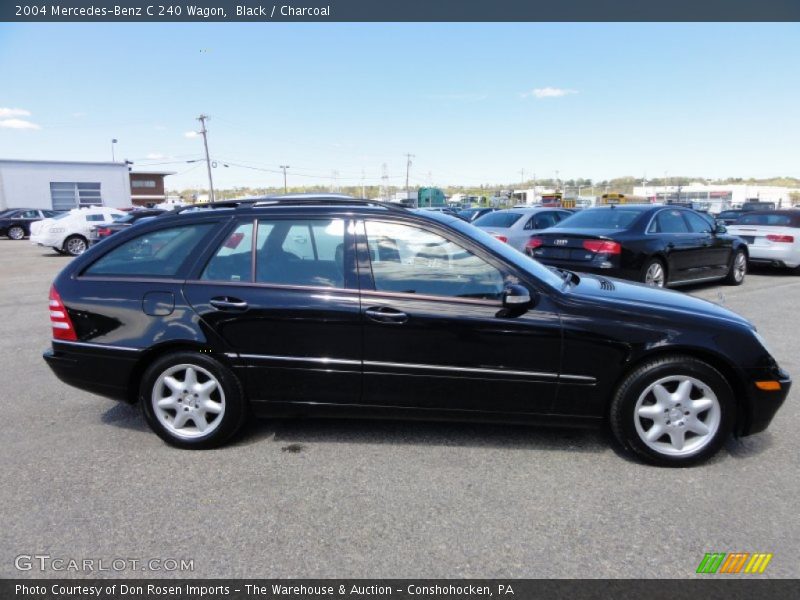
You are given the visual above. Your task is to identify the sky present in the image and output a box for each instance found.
[1,22,799,190]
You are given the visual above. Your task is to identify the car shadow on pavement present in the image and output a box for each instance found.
[101,402,148,432]
[724,432,774,459]
[234,416,619,456]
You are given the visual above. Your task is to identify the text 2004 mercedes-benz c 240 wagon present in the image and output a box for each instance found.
[43,196,790,466]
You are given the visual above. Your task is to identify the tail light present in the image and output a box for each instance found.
[766,234,794,243]
[526,237,544,250]
[49,285,77,341]
[583,240,622,255]
[96,227,112,237]
[492,234,508,243]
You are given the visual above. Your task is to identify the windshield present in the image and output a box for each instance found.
[447,217,565,289]
[557,207,646,230]
[474,211,524,228]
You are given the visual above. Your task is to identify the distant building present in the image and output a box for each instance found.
[129,171,175,206]
[0,159,131,211]
[633,183,798,213]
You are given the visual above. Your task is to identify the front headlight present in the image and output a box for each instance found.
[48,227,65,233]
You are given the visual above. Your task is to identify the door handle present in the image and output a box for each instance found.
[365,306,408,324]
[209,297,249,311]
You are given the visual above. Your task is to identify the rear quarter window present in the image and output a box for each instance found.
[84,223,215,277]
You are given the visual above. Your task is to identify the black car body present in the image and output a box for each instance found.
[42,197,789,465]
[89,208,166,243]
[0,208,61,239]
[526,205,749,288]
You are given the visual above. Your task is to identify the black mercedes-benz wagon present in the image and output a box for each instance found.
[44,196,790,466]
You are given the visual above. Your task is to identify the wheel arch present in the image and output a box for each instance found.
[125,341,238,404]
[607,345,748,432]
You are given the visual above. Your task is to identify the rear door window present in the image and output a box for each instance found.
[84,223,215,277]
[201,221,254,282]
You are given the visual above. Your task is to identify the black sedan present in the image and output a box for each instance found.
[42,197,789,466]
[89,208,166,243]
[0,208,61,240]
[717,209,745,226]
[525,204,749,288]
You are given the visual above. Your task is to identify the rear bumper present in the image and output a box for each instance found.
[43,342,139,403]
[534,257,640,281]
[745,246,799,269]
[739,368,792,436]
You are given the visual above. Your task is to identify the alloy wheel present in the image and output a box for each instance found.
[8,226,24,240]
[151,364,226,440]
[645,262,665,287]
[633,375,721,457]
[733,252,747,283]
[66,237,87,255]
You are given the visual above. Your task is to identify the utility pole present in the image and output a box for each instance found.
[111,139,117,162]
[280,165,290,194]
[361,169,366,199]
[404,153,414,199]
[197,114,215,204]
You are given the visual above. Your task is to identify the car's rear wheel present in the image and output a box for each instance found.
[140,352,247,449]
[64,235,88,256]
[7,225,25,240]
[642,258,667,287]
[724,249,747,286]
[609,355,734,466]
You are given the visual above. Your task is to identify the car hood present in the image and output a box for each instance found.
[567,273,752,329]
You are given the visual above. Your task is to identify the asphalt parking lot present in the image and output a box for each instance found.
[1,239,798,579]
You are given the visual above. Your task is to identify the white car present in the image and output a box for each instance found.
[473,207,573,252]
[30,207,126,256]
[727,210,800,270]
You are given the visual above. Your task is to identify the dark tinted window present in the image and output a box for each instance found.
[85,223,214,277]
[21,210,39,218]
[528,211,565,230]
[736,213,795,227]
[255,219,345,288]
[718,210,741,219]
[202,222,254,282]
[652,210,690,234]
[685,211,714,233]
[558,208,645,230]
[474,212,524,228]
[365,221,504,300]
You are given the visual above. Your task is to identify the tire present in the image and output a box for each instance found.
[63,235,88,256]
[641,257,667,287]
[724,249,747,286]
[7,225,25,240]
[140,352,247,449]
[609,355,734,467]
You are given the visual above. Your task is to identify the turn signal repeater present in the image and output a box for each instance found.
[49,285,77,341]
[755,381,782,391]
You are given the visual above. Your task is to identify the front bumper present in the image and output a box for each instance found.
[739,368,792,436]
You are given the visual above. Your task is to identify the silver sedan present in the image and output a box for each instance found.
[473,207,573,252]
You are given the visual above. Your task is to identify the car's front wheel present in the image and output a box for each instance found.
[724,249,747,286]
[140,352,247,449]
[7,225,25,240]
[63,235,88,256]
[609,355,734,466]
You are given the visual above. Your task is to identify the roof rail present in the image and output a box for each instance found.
[172,199,258,214]
[251,196,407,212]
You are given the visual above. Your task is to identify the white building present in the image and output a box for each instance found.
[633,183,798,213]
[0,159,132,211]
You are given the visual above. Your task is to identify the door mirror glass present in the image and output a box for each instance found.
[502,284,532,308]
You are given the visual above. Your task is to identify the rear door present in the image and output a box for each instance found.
[683,210,731,277]
[182,215,362,406]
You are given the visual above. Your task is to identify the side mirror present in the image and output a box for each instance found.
[502,284,533,309]
[715,220,727,234]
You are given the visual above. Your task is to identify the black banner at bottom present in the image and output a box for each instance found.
[3,579,797,600]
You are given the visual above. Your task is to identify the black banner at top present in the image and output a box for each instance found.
[2,0,800,22]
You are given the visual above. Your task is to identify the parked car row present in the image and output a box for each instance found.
[0,208,62,239]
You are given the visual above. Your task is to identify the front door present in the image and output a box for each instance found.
[183,216,362,406]
[358,218,562,415]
